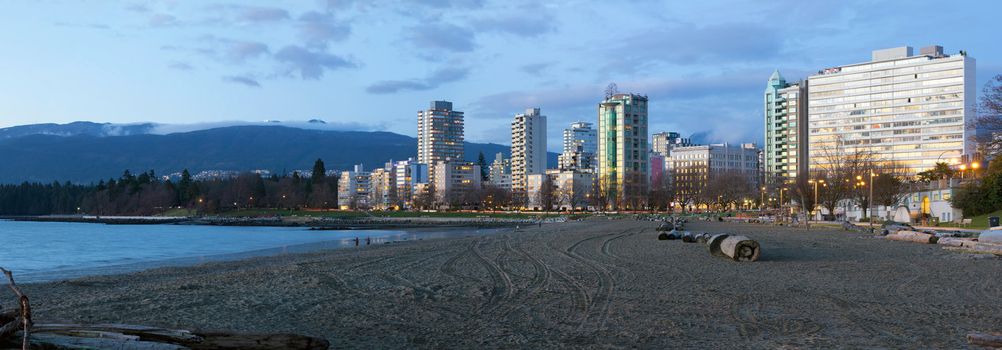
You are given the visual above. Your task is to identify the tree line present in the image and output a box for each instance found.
[0,159,337,216]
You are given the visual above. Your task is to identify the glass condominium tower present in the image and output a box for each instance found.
[598,93,649,209]
[764,70,808,184]
[806,45,975,175]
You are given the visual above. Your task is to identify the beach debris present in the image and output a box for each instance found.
[937,237,979,248]
[658,230,680,240]
[884,230,939,244]
[0,267,330,350]
[968,332,1002,348]
[695,233,711,244]
[681,231,697,243]
[717,235,761,262]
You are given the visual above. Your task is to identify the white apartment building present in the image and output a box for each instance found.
[807,45,976,175]
[511,107,547,203]
[558,121,597,171]
[368,165,396,210]
[526,170,595,210]
[337,164,371,210]
[487,152,512,190]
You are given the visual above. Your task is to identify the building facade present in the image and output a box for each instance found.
[670,143,761,207]
[417,101,465,165]
[511,107,547,204]
[368,165,397,210]
[487,152,512,190]
[651,131,692,157]
[764,71,809,184]
[598,93,649,209]
[337,164,371,210]
[806,45,976,176]
[526,170,595,210]
[558,121,597,171]
[432,161,482,207]
[393,158,428,209]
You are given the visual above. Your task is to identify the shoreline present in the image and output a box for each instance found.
[1,214,537,229]
[14,225,507,284]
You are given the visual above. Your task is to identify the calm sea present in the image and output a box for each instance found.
[0,220,485,282]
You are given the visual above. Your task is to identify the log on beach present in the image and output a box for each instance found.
[707,234,730,257]
[4,324,331,350]
[937,237,978,248]
[968,332,1002,348]
[719,235,761,262]
[886,230,939,244]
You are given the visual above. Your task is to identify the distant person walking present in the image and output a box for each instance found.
[354,237,359,246]
[366,237,371,245]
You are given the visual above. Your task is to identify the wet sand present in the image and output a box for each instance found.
[20,219,1002,348]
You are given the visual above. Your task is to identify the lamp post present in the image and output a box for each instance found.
[858,173,877,231]
[808,179,825,220]
[760,187,766,211]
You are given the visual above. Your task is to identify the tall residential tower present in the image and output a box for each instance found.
[598,93,649,209]
[558,121,597,171]
[417,101,465,165]
[764,70,808,184]
[511,108,547,203]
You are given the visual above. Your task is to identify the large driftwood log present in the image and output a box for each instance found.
[3,324,331,349]
[681,232,696,243]
[707,234,730,257]
[968,332,1002,348]
[937,237,978,247]
[0,267,30,350]
[885,230,938,244]
[719,235,760,262]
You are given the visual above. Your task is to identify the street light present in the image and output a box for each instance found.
[760,187,766,211]
[808,179,825,220]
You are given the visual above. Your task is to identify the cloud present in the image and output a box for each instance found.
[297,11,351,48]
[54,22,110,30]
[419,0,485,9]
[225,41,269,62]
[125,3,149,13]
[168,61,194,71]
[221,75,261,87]
[366,67,469,94]
[474,15,555,38]
[236,6,289,22]
[607,22,783,70]
[148,13,178,27]
[407,23,475,52]
[520,62,553,75]
[274,45,357,79]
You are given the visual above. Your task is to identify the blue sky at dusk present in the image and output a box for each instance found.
[0,0,999,151]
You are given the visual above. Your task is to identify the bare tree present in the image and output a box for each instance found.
[813,135,879,217]
[538,176,556,211]
[975,74,1002,157]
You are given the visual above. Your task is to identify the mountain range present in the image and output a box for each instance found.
[0,122,557,184]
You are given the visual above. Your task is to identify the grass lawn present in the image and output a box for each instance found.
[935,209,1002,230]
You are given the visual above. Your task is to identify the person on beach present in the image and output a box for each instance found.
[366,237,371,245]
[354,237,359,246]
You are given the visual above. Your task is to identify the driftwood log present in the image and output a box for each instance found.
[0,267,30,350]
[718,235,761,262]
[937,237,978,248]
[681,232,696,243]
[968,332,1002,348]
[707,234,730,257]
[885,230,939,244]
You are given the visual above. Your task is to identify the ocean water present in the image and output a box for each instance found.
[0,220,487,282]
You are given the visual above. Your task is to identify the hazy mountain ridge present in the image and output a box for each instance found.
[0,124,556,184]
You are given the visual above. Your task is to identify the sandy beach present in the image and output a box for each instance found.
[18,218,1002,349]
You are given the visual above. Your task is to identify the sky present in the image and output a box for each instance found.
[0,0,1000,151]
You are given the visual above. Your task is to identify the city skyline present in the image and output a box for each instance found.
[2,1,1000,152]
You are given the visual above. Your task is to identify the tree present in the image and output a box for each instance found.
[813,135,878,217]
[538,175,556,211]
[311,158,326,185]
[976,74,1002,158]
[916,162,955,182]
[476,152,488,181]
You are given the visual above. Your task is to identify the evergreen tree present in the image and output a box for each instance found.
[312,158,326,184]
[476,151,488,181]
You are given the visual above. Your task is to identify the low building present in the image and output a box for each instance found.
[432,161,482,208]
[670,143,761,208]
[394,158,428,209]
[527,170,595,210]
[369,164,397,210]
[337,164,371,210]
[487,152,512,190]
